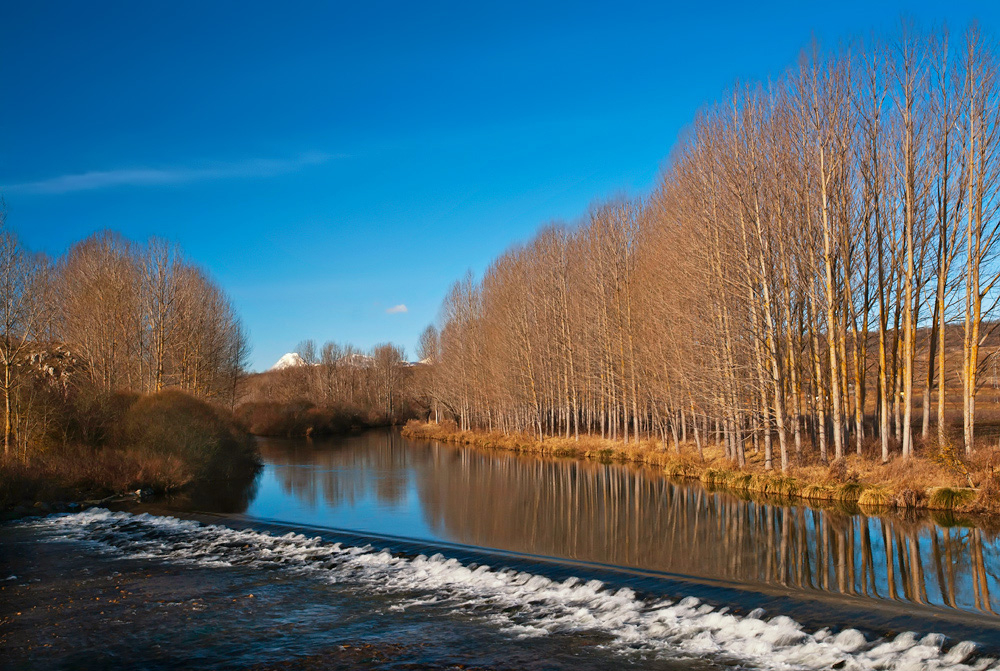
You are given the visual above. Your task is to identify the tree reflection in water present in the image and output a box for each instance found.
[258,430,1000,615]
[259,431,411,511]
[170,463,263,514]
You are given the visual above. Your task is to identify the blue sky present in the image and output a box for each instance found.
[3,1,999,371]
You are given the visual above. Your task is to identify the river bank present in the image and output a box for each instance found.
[1,391,261,515]
[401,421,1000,517]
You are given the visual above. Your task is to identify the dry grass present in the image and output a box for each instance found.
[403,421,1000,516]
[858,487,894,508]
[800,483,836,501]
[928,487,977,510]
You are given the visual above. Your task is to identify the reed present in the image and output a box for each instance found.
[857,488,894,508]
[835,482,865,503]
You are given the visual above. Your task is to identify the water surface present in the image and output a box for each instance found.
[199,430,1000,618]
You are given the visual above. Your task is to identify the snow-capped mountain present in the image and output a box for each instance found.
[270,352,307,370]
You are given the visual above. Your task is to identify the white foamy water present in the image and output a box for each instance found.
[28,510,1000,671]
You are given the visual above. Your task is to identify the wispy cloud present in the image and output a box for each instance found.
[386,304,408,314]
[2,152,339,195]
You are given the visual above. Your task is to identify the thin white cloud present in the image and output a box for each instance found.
[386,304,408,314]
[2,152,340,194]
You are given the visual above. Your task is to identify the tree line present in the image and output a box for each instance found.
[0,218,249,458]
[237,340,420,435]
[420,24,1000,471]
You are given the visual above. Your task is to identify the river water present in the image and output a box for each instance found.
[4,429,1000,670]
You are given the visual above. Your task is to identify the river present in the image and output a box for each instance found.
[3,428,1000,670]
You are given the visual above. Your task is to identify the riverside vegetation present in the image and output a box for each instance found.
[411,25,1000,516]
[0,218,421,509]
[0,221,259,510]
[402,420,1000,516]
[1,390,260,509]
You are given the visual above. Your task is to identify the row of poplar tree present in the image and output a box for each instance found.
[1,221,249,457]
[418,25,1000,471]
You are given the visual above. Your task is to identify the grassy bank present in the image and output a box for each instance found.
[1,390,261,510]
[402,421,1000,516]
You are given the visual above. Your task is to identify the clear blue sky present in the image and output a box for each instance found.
[3,1,998,371]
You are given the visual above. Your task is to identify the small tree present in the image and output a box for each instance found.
[0,209,45,456]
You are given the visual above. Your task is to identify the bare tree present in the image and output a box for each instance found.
[0,212,45,455]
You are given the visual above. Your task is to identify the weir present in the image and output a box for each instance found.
[148,508,1000,649]
[18,508,1000,670]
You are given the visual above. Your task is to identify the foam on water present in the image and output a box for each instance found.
[27,510,1000,670]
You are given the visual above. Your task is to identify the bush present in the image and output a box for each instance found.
[727,472,754,491]
[123,390,259,480]
[1,390,260,508]
[974,475,1000,513]
[895,488,922,509]
[801,483,833,500]
[827,459,847,482]
[0,445,190,507]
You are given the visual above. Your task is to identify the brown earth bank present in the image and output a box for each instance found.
[0,390,261,514]
[402,420,1000,519]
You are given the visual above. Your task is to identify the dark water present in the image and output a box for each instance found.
[5,429,1000,670]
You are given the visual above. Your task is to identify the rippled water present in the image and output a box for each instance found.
[6,428,1000,670]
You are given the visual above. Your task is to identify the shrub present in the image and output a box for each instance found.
[727,472,754,491]
[123,390,259,480]
[974,475,1000,512]
[0,446,189,507]
[895,488,921,509]
[235,400,381,437]
[767,476,800,498]
[828,459,847,482]
[591,448,615,464]
[700,468,727,486]
[665,462,689,478]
